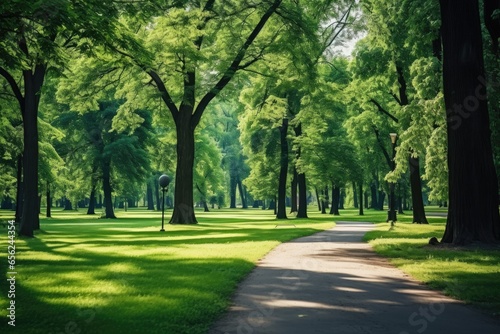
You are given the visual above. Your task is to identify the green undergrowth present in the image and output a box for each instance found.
[0,208,333,334]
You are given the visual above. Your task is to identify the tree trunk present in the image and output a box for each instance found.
[321,188,327,214]
[15,156,23,223]
[229,174,237,208]
[19,66,46,236]
[330,185,340,215]
[290,168,298,213]
[370,182,378,209]
[339,189,345,209]
[440,0,500,244]
[324,186,329,209]
[398,193,404,214]
[296,171,308,218]
[484,0,500,56]
[102,157,116,218]
[293,124,308,218]
[377,190,385,211]
[237,178,248,209]
[409,157,428,223]
[353,182,358,208]
[87,186,96,215]
[170,116,197,224]
[146,181,155,210]
[154,177,160,211]
[64,198,73,210]
[87,165,98,215]
[484,0,500,199]
[276,117,288,219]
[359,183,364,215]
[315,188,322,211]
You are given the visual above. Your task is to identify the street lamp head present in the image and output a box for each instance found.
[389,133,398,144]
[159,174,171,189]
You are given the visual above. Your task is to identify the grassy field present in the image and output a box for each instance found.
[0,207,334,334]
[1,205,499,333]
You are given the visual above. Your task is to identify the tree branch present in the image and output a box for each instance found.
[389,92,401,105]
[192,0,283,127]
[147,70,179,121]
[0,67,24,114]
[194,0,216,50]
[369,98,399,123]
[372,126,392,169]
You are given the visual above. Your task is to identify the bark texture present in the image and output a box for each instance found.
[440,0,500,244]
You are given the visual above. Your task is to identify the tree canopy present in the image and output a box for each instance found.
[0,0,498,244]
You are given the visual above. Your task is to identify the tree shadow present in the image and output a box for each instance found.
[0,213,333,334]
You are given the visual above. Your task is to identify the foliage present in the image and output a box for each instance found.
[297,59,362,188]
[53,100,153,207]
[194,130,224,206]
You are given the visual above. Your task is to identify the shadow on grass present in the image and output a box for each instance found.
[0,209,335,334]
[1,251,254,334]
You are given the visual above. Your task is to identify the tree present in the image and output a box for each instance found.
[194,130,224,212]
[439,0,500,244]
[296,71,362,217]
[349,0,441,224]
[0,0,131,236]
[38,119,65,217]
[212,101,249,209]
[127,0,286,224]
[54,100,152,219]
[0,95,22,216]
[483,0,500,200]
[239,85,282,207]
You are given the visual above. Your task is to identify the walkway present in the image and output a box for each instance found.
[209,222,500,334]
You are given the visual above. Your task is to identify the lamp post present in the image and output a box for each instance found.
[388,133,397,223]
[159,174,171,232]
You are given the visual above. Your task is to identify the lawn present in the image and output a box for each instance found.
[0,207,334,334]
[1,206,499,333]
[358,207,500,317]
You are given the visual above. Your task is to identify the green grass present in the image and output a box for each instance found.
[2,205,499,332]
[359,208,500,317]
[0,207,334,334]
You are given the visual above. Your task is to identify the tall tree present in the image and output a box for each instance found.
[351,0,438,224]
[0,0,129,236]
[130,0,285,224]
[439,0,500,244]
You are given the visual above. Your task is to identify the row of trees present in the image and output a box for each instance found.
[1,0,499,244]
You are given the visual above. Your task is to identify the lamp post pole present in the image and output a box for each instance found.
[159,174,171,232]
[388,133,397,223]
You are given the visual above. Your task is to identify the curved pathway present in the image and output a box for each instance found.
[209,221,500,334]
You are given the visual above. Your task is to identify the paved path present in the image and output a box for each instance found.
[209,222,500,334]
